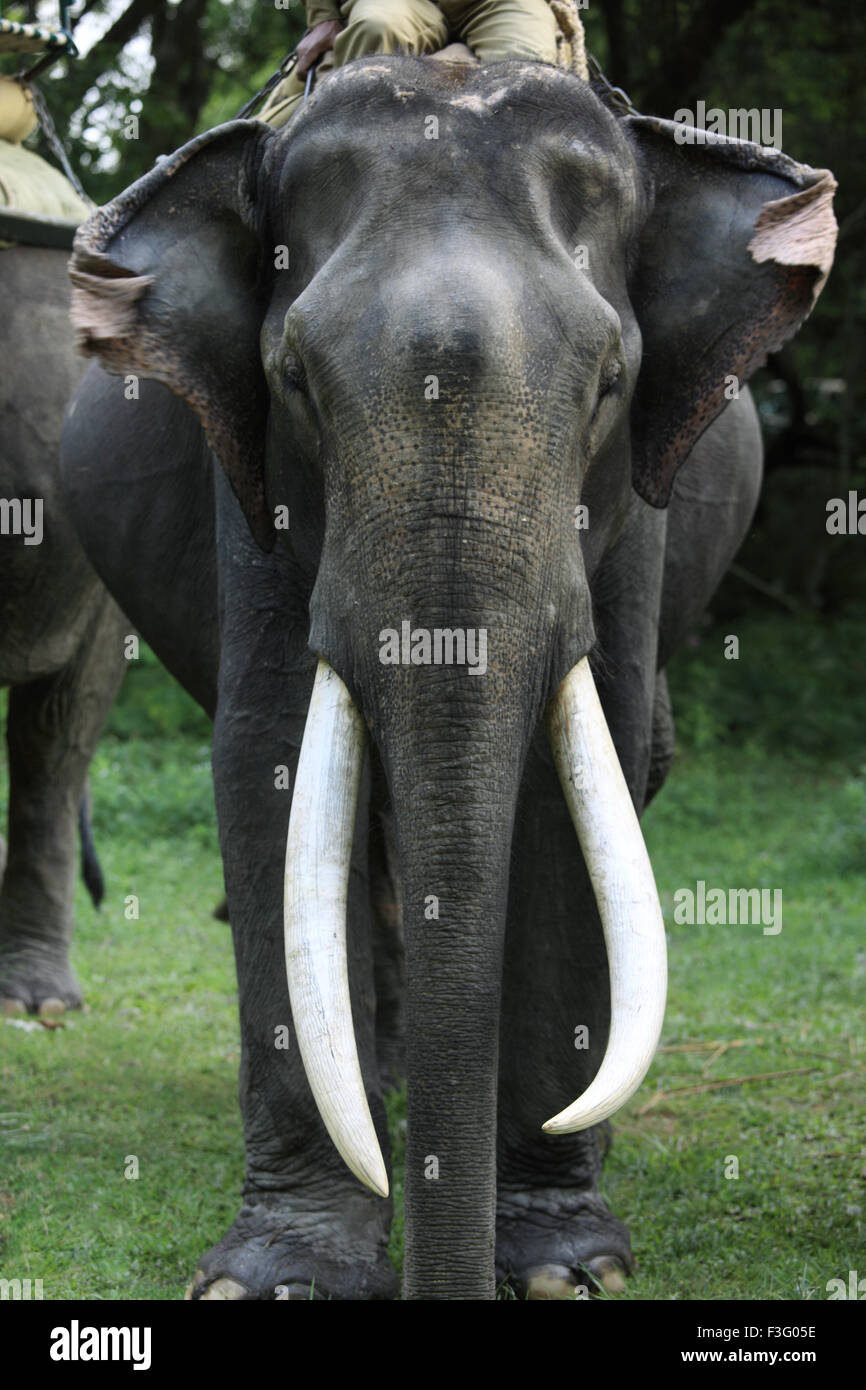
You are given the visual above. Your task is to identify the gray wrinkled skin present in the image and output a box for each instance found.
[0,244,128,1012]
[61,58,831,1299]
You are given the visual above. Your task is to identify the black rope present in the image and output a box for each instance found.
[18,41,77,85]
[28,82,94,209]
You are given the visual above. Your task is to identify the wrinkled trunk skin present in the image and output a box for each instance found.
[386,687,530,1299]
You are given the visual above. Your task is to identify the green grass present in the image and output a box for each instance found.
[610,747,864,1300]
[0,616,863,1299]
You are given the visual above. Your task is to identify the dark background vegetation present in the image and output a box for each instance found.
[3,0,864,622]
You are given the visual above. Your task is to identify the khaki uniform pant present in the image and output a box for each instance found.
[259,0,557,128]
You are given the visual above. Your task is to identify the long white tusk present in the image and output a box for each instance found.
[542,657,667,1133]
[284,658,389,1198]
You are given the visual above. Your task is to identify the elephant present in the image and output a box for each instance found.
[60,57,836,1299]
[0,234,128,1017]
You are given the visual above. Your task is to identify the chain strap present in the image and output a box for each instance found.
[235,49,300,119]
[28,81,94,208]
[586,52,641,118]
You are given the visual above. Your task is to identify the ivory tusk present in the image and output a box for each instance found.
[543,657,667,1132]
[283,658,389,1197]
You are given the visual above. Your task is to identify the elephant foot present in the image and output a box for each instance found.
[185,1191,398,1301]
[495,1188,634,1300]
[0,941,82,1015]
[513,1256,628,1299]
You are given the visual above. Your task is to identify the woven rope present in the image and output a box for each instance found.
[0,17,71,55]
[548,0,588,80]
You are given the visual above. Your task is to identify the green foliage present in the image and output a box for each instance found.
[582,0,866,613]
[668,610,866,760]
[617,742,864,1301]
[90,736,216,846]
[4,0,305,204]
[105,642,210,741]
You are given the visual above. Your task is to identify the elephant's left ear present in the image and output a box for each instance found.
[624,115,837,508]
[69,120,277,549]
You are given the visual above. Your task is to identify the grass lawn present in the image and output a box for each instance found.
[0,616,863,1299]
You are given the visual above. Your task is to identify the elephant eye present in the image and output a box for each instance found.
[597,357,623,400]
[586,357,624,455]
[284,358,308,394]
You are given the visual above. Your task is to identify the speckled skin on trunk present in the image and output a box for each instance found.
[0,244,128,1017]
[61,58,835,1298]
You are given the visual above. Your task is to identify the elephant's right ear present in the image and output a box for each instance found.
[623,116,837,509]
[70,120,277,550]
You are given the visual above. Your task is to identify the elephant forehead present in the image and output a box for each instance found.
[281,55,627,165]
[300,55,584,107]
[275,58,638,230]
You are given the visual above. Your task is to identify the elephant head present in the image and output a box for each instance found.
[69,58,836,1296]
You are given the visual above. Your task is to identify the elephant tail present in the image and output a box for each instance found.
[78,781,104,910]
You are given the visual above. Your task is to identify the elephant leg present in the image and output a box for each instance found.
[0,592,127,1014]
[187,477,396,1301]
[495,745,635,1300]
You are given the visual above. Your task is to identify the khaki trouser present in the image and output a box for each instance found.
[259,0,557,128]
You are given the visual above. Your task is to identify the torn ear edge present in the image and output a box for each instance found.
[69,249,154,366]
[626,116,839,303]
[66,119,271,373]
[626,118,838,509]
[67,117,270,353]
[69,245,275,553]
[66,121,277,551]
[748,167,838,305]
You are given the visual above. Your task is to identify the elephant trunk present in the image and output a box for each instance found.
[284,653,667,1297]
[386,680,528,1299]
